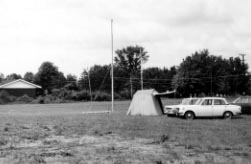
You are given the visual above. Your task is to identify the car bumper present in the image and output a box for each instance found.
[234,112,241,116]
[164,109,178,115]
[177,112,184,116]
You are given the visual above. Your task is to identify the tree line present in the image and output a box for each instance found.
[0,46,250,101]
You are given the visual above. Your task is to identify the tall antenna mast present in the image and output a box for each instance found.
[111,19,114,113]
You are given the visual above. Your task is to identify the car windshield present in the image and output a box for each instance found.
[194,98,203,105]
[180,98,198,105]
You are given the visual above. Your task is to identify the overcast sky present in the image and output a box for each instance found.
[0,0,251,77]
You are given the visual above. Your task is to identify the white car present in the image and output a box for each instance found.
[164,98,199,116]
[177,97,241,119]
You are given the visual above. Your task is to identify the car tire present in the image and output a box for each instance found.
[223,111,233,119]
[184,111,195,120]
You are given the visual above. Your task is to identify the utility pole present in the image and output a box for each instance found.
[140,48,143,90]
[239,54,246,65]
[86,67,92,102]
[210,68,213,96]
[239,54,247,95]
[111,19,114,113]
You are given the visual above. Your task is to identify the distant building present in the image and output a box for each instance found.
[0,79,42,98]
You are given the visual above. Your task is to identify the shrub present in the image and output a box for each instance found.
[43,95,56,104]
[92,91,111,101]
[16,95,34,104]
[70,90,90,101]
[118,89,131,100]
[31,96,44,104]
[0,91,16,104]
[51,88,61,97]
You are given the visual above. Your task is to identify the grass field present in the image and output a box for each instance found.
[0,99,251,164]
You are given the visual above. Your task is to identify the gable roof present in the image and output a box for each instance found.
[0,79,41,89]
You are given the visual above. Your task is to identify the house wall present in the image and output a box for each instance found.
[0,89,39,98]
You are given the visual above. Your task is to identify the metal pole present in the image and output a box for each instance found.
[87,67,92,102]
[140,49,143,90]
[111,19,114,113]
[211,64,213,96]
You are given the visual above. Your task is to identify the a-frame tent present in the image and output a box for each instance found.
[127,89,176,116]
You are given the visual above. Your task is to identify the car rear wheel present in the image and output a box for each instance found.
[184,111,195,120]
[223,111,233,119]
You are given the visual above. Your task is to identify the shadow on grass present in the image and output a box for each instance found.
[175,116,244,120]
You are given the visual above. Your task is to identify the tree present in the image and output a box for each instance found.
[228,57,249,95]
[24,72,35,83]
[78,70,89,90]
[115,45,149,97]
[79,65,111,92]
[0,73,4,83]
[143,66,177,92]
[34,61,66,93]
[172,49,250,97]
[66,74,77,82]
[6,73,22,81]
[64,74,78,90]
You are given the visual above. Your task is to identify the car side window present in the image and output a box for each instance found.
[202,99,212,105]
[214,99,226,105]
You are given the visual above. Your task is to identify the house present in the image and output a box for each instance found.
[0,79,42,98]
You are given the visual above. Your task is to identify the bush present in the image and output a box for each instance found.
[16,95,34,104]
[69,90,90,101]
[32,95,66,104]
[0,91,16,104]
[92,91,111,101]
[43,95,57,104]
[31,96,44,104]
[51,88,61,97]
[117,89,131,100]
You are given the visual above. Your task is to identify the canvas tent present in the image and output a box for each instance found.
[127,89,175,116]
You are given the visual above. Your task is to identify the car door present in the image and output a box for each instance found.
[196,99,213,117]
[238,98,251,114]
[213,99,226,116]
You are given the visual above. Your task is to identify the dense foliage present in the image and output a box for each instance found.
[115,45,149,98]
[172,49,250,97]
[34,62,67,93]
[0,47,250,102]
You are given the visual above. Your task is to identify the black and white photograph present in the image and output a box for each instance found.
[0,0,250,163]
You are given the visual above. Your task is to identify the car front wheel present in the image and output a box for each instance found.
[184,111,195,120]
[223,111,233,119]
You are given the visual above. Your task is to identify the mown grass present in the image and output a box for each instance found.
[0,100,251,146]
[0,100,250,163]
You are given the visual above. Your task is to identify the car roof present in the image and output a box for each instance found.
[183,97,199,99]
[199,97,225,99]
